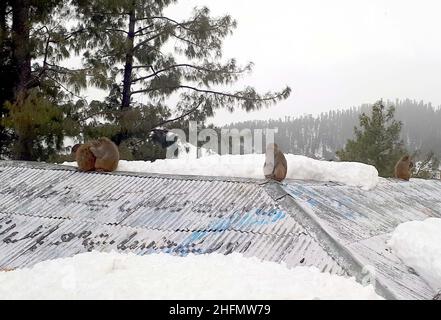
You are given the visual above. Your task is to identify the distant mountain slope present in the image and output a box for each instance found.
[224,99,441,159]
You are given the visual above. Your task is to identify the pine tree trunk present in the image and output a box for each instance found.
[121,8,135,111]
[11,0,31,102]
[0,1,9,157]
[115,5,136,146]
[0,2,6,41]
[11,0,32,160]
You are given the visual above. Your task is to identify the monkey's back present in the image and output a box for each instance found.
[264,150,287,182]
[273,152,288,182]
[76,144,96,172]
[92,138,120,172]
[395,160,411,181]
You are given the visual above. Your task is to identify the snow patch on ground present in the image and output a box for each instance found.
[63,154,379,190]
[0,252,382,300]
[389,218,441,292]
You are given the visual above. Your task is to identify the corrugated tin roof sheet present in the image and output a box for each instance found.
[1,161,439,300]
[283,179,441,300]
[0,161,344,277]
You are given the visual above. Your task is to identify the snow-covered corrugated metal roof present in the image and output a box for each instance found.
[0,162,343,274]
[0,160,439,300]
[283,179,441,300]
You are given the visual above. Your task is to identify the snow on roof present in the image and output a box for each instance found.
[0,251,381,300]
[63,153,379,190]
[283,178,441,299]
[389,218,441,293]
[0,160,440,300]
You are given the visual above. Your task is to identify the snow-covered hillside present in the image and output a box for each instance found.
[0,252,381,300]
[63,154,379,190]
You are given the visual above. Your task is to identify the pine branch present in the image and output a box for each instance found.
[131,64,152,69]
[45,76,85,100]
[63,27,86,41]
[45,63,90,74]
[131,85,289,102]
[131,64,248,83]
[134,24,155,35]
[130,99,205,147]
[133,32,165,51]
[152,99,204,128]
[132,18,205,51]
[135,16,197,31]
[90,11,131,16]
[78,110,117,122]
[104,28,129,34]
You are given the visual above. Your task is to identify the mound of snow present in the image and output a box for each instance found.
[389,218,441,292]
[63,154,379,190]
[284,154,378,190]
[0,252,381,300]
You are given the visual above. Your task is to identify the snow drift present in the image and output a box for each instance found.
[0,252,381,300]
[63,153,379,190]
[389,218,441,292]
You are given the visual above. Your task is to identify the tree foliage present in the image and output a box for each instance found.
[1,0,291,161]
[336,100,407,177]
[1,1,16,158]
[2,89,67,160]
[71,0,290,159]
[0,0,89,160]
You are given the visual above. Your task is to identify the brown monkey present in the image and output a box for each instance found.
[394,155,414,181]
[72,143,96,172]
[263,143,287,182]
[89,137,119,172]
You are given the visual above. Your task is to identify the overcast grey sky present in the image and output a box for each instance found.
[155,0,441,125]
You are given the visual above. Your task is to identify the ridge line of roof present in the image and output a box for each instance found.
[0,160,264,184]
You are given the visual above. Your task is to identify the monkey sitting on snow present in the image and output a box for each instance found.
[72,137,119,172]
[263,143,287,182]
[394,155,414,181]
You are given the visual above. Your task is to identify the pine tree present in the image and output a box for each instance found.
[72,0,291,158]
[336,100,406,177]
[0,0,15,158]
[1,0,89,160]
